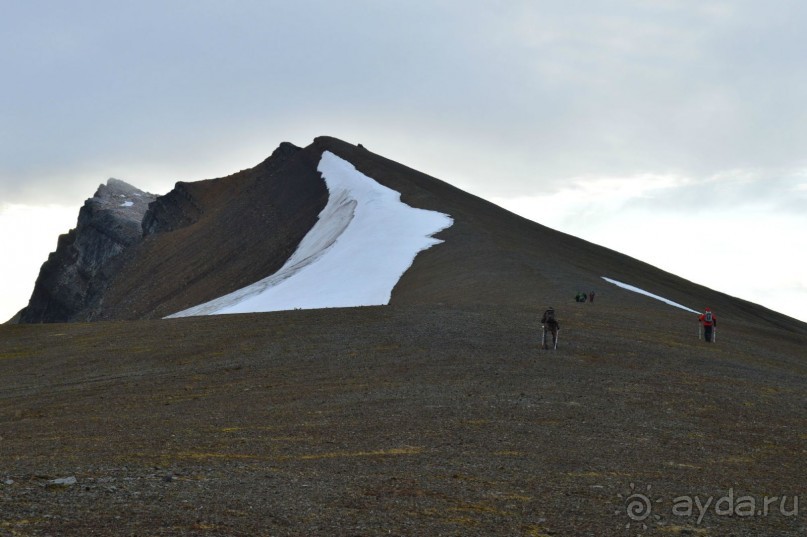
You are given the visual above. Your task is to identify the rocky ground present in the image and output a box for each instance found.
[1,302,805,536]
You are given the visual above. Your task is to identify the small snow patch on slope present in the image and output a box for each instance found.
[167,152,453,317]
[602,276,700,314]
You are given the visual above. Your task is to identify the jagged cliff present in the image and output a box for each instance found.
[18,179,156,323]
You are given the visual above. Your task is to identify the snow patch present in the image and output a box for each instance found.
[602,276,700,313]
[120,201,134,207]
[167,151,453,317]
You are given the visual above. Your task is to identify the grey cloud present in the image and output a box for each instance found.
[620,171,807,217]
[2,1,807,206]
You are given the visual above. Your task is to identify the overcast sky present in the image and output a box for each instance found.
[2,0,806,323]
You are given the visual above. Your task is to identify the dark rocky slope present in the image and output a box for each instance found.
[87,141,327,320]
[17,142,327,322]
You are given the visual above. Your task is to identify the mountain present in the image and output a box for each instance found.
[2,136,805,536]
[14,136,807,334]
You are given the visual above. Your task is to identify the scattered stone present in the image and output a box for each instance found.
[46,476,77,488]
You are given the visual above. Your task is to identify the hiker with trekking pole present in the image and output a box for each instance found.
[541,307,560,350]
[698,307,717,343]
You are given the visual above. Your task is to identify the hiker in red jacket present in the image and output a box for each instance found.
[698,307,717,342]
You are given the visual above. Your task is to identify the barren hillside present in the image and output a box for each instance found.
[1,300,805,536]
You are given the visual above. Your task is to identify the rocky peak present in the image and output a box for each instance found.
[88,178,155,245]
[18,179,156,323]
[259,141,300,169]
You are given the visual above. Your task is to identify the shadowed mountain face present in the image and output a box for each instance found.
[15,137,807,334]
[17,142,327,322]
[86,141,328,321]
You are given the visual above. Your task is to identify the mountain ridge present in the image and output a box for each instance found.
[14,136,807,335]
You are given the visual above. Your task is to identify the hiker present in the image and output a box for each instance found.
[698,307,718,342]
[541,307,561,349]
[589,290,595,303]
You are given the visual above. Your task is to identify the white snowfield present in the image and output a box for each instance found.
[602,276,700,314]
[167,152,453,317]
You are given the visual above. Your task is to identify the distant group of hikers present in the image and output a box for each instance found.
[539,292,718,349]
[574,291,595,303]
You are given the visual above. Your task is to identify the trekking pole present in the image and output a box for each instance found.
[541,325,546,349]
[554,329,559,350]
[698,324,702,340]
[713,328,716,343]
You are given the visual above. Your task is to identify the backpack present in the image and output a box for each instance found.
[705,311,713,323]
[544,309,556,324]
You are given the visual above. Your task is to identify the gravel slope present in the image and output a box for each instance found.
[1,302,804,536]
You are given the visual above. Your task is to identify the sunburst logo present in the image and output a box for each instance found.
[615,483,664,531]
